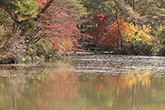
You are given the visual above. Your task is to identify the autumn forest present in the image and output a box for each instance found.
[0,0,164,63]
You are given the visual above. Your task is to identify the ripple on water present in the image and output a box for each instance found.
[66,55,165,77]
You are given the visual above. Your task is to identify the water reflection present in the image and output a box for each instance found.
[0,56,165,110]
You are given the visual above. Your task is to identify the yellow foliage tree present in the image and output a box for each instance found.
[122,23,154,45]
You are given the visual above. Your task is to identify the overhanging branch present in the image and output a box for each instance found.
[34,0,54,21]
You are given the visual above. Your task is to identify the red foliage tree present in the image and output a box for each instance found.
[85,13,108,46]
[86,14,128,50]
[34,0,82,53]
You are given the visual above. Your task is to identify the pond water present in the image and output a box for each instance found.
[0,55,165,110]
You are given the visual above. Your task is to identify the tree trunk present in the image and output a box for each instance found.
[132,0,136,26]
[115,9,128,54]
[115,9,123,47]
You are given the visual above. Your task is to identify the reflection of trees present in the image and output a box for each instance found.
[121,70,152,88]
[0,65,47,110]
[0,62,164,110]
[34,65,81,110]
[0,77,27,110]
[110,69,154,109]
[112,69,153,110]
[0,65,46,78]
[78,69,156,110]
[0,62,82,110]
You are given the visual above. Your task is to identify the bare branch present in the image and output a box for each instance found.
[6,10,22,24]
[114,0,146,22]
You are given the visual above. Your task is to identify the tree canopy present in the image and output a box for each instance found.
[0,0,164,63]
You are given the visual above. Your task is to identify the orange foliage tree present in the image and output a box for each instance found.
[105,16,128,49]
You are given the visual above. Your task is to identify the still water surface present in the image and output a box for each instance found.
[0,55,165,110]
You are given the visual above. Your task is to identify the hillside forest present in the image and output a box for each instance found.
[0,0,164,63]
